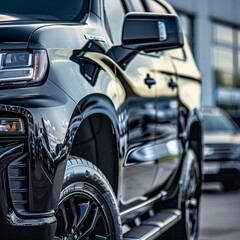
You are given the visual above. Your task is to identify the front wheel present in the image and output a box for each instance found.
[54,157,122,240]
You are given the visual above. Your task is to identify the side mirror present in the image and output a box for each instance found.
[122,13,184,52]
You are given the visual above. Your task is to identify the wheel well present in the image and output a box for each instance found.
[70,114,119,195]
[188,121,203,174]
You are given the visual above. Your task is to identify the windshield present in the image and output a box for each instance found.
[0,0,89,21]
[203,111,237,133]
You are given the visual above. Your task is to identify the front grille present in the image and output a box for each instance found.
[209,144,236,154]
[8,153,29,214]
[205,143,239,161]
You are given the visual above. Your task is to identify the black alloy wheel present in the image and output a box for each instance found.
[172,149,201,240]
[54,157,122,240]
[184,154,199,239]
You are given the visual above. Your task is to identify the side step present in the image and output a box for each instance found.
[123,209,181,240]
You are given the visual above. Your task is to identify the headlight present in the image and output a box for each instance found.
[0,118,25,134]
[0,50,48,86]
[204,146,214,156]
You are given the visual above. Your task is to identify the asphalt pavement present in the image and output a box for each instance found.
[199,183,240,240]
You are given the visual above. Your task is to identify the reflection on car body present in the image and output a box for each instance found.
[0,0,202,239]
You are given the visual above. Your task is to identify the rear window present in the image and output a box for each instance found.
[0,0,89,21]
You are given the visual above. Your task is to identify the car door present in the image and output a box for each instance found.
[150,52,181,190]
[104,0,158,206]
[130,0,182,191]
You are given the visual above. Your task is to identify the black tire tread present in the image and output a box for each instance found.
[167,149,200,240]
[60,156,122,239]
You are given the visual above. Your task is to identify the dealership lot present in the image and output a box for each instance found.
[199,183,240,240]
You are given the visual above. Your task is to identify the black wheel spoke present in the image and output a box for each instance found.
[190,208,198,223]
[69,197,78,228]
[78,206,102,239]
[54,159,120,240]
[186,166,199,238]
[60,204,69,233]
[75,201,91,232]
[56,191,111,239]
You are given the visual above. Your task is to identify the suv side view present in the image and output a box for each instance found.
[0,0,202,239]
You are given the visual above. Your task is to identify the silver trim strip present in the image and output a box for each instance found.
[120,191,167,217]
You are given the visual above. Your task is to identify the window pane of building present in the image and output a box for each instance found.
[212,22,240,115]
[213,46,234,88]
[238,50,240,69]
[238,30,240,45]
[213,23,234,45]
[213,46,234,72]
[215,71,235,88]
[237,50,240,86]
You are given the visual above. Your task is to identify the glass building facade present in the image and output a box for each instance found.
[212,22,240,115]
[168,0,240,122]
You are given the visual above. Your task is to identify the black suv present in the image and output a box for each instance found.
[0,0,202,239]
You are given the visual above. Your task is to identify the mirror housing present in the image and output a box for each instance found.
[122,13,184,52]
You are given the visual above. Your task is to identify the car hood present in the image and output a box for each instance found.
[204,132,240,145]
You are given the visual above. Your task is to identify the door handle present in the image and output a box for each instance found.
[168,78,178,90]
[144,74,156,89]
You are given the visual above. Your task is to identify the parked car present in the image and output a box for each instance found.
[0,0,202,239]
[203,108,240,190]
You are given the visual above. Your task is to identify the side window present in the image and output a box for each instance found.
[169,13,195,61]
[124,0,145,12]
[178,13,194,53]
[142,0,186,60]
[104,0,125,45]
[142,0,167,13]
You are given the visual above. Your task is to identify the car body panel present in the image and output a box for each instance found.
[0,0,202,238]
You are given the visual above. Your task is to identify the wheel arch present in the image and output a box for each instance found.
[69,94,121,196]
[186,109,203,176]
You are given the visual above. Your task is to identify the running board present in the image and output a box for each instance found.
[123,209,181,240]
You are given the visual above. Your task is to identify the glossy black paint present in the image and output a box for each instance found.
[0,0,202,239]
[122,13,184,51]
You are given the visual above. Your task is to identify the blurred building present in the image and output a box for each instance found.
[167,0,240,122]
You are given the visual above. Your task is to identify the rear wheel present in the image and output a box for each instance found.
[54,157,122,240]
[172,149,201,240]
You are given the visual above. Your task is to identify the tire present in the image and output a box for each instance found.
[54,157,122,240]
[172,149,201,240]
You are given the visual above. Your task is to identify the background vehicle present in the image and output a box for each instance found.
[0,0,202,239]
[203,108,240,191]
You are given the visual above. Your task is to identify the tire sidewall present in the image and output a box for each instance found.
[178,149,201,240]
[58,159,122,239]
